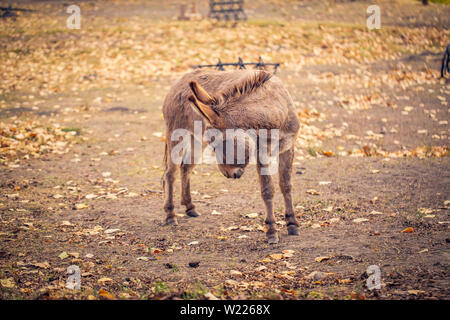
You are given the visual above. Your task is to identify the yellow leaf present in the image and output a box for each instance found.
[338,278,352,284]
[98,289,115,300]
[282,250,295,258]
[98,277,113,285]
[269,254,283,260]
[1,278,15,288]
[315,256,330,263]
[75,203,88,210]
[408,290,425,295]
[58,251,69,260]
[245,213,258,218]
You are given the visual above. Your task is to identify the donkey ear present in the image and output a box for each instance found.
[188,94,220,125]
[189,81,216,105]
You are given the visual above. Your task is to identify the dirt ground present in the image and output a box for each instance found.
[0,0,449,300]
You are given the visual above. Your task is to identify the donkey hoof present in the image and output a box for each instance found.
[267,233,279,245]
[164,217,178,226]
[186,209,200,218]
[287,225,299,236]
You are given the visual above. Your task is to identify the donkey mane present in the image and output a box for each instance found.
[216,71,272,104]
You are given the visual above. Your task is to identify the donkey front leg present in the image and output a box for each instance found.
[279,148,299,235]
[180,163,200,217]
[257,163,278,244]
[163,160,179,225]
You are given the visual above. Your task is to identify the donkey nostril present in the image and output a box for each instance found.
[233,171,243,179]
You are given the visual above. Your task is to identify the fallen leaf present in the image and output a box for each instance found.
[338,278,352,284]
[104,228,120,234]
[255,266,267,272]
[225,279,239,287]
[68,252,79,258]
[97,277,113,285]
[408,290,425,295]
[245,213,258,218]
[137,256,149,261]
[98,288,116,300]
[204,292,219,300]
[269,254,283,260]
[315,256,330,262]
[0,278,15,288]
[75,203,88,210]
[306,189,320,195]
[402,227,414,233]
[32,261,51,269]
[282,250,295,258]
[418,208,434,215]
[353,218,369,223]
[58,251,69,260]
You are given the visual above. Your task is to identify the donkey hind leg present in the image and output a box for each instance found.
[279,148,299,235]
[163,160,179,226]
[257,163,279,244]
[180,163,199,217]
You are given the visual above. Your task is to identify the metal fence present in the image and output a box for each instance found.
[191,57,280,74]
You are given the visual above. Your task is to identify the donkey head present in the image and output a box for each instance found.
[187,71,272,179]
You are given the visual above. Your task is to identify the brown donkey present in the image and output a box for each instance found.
[162,69,300,244]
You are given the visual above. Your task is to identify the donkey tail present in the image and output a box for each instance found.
[161,141,167,193]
